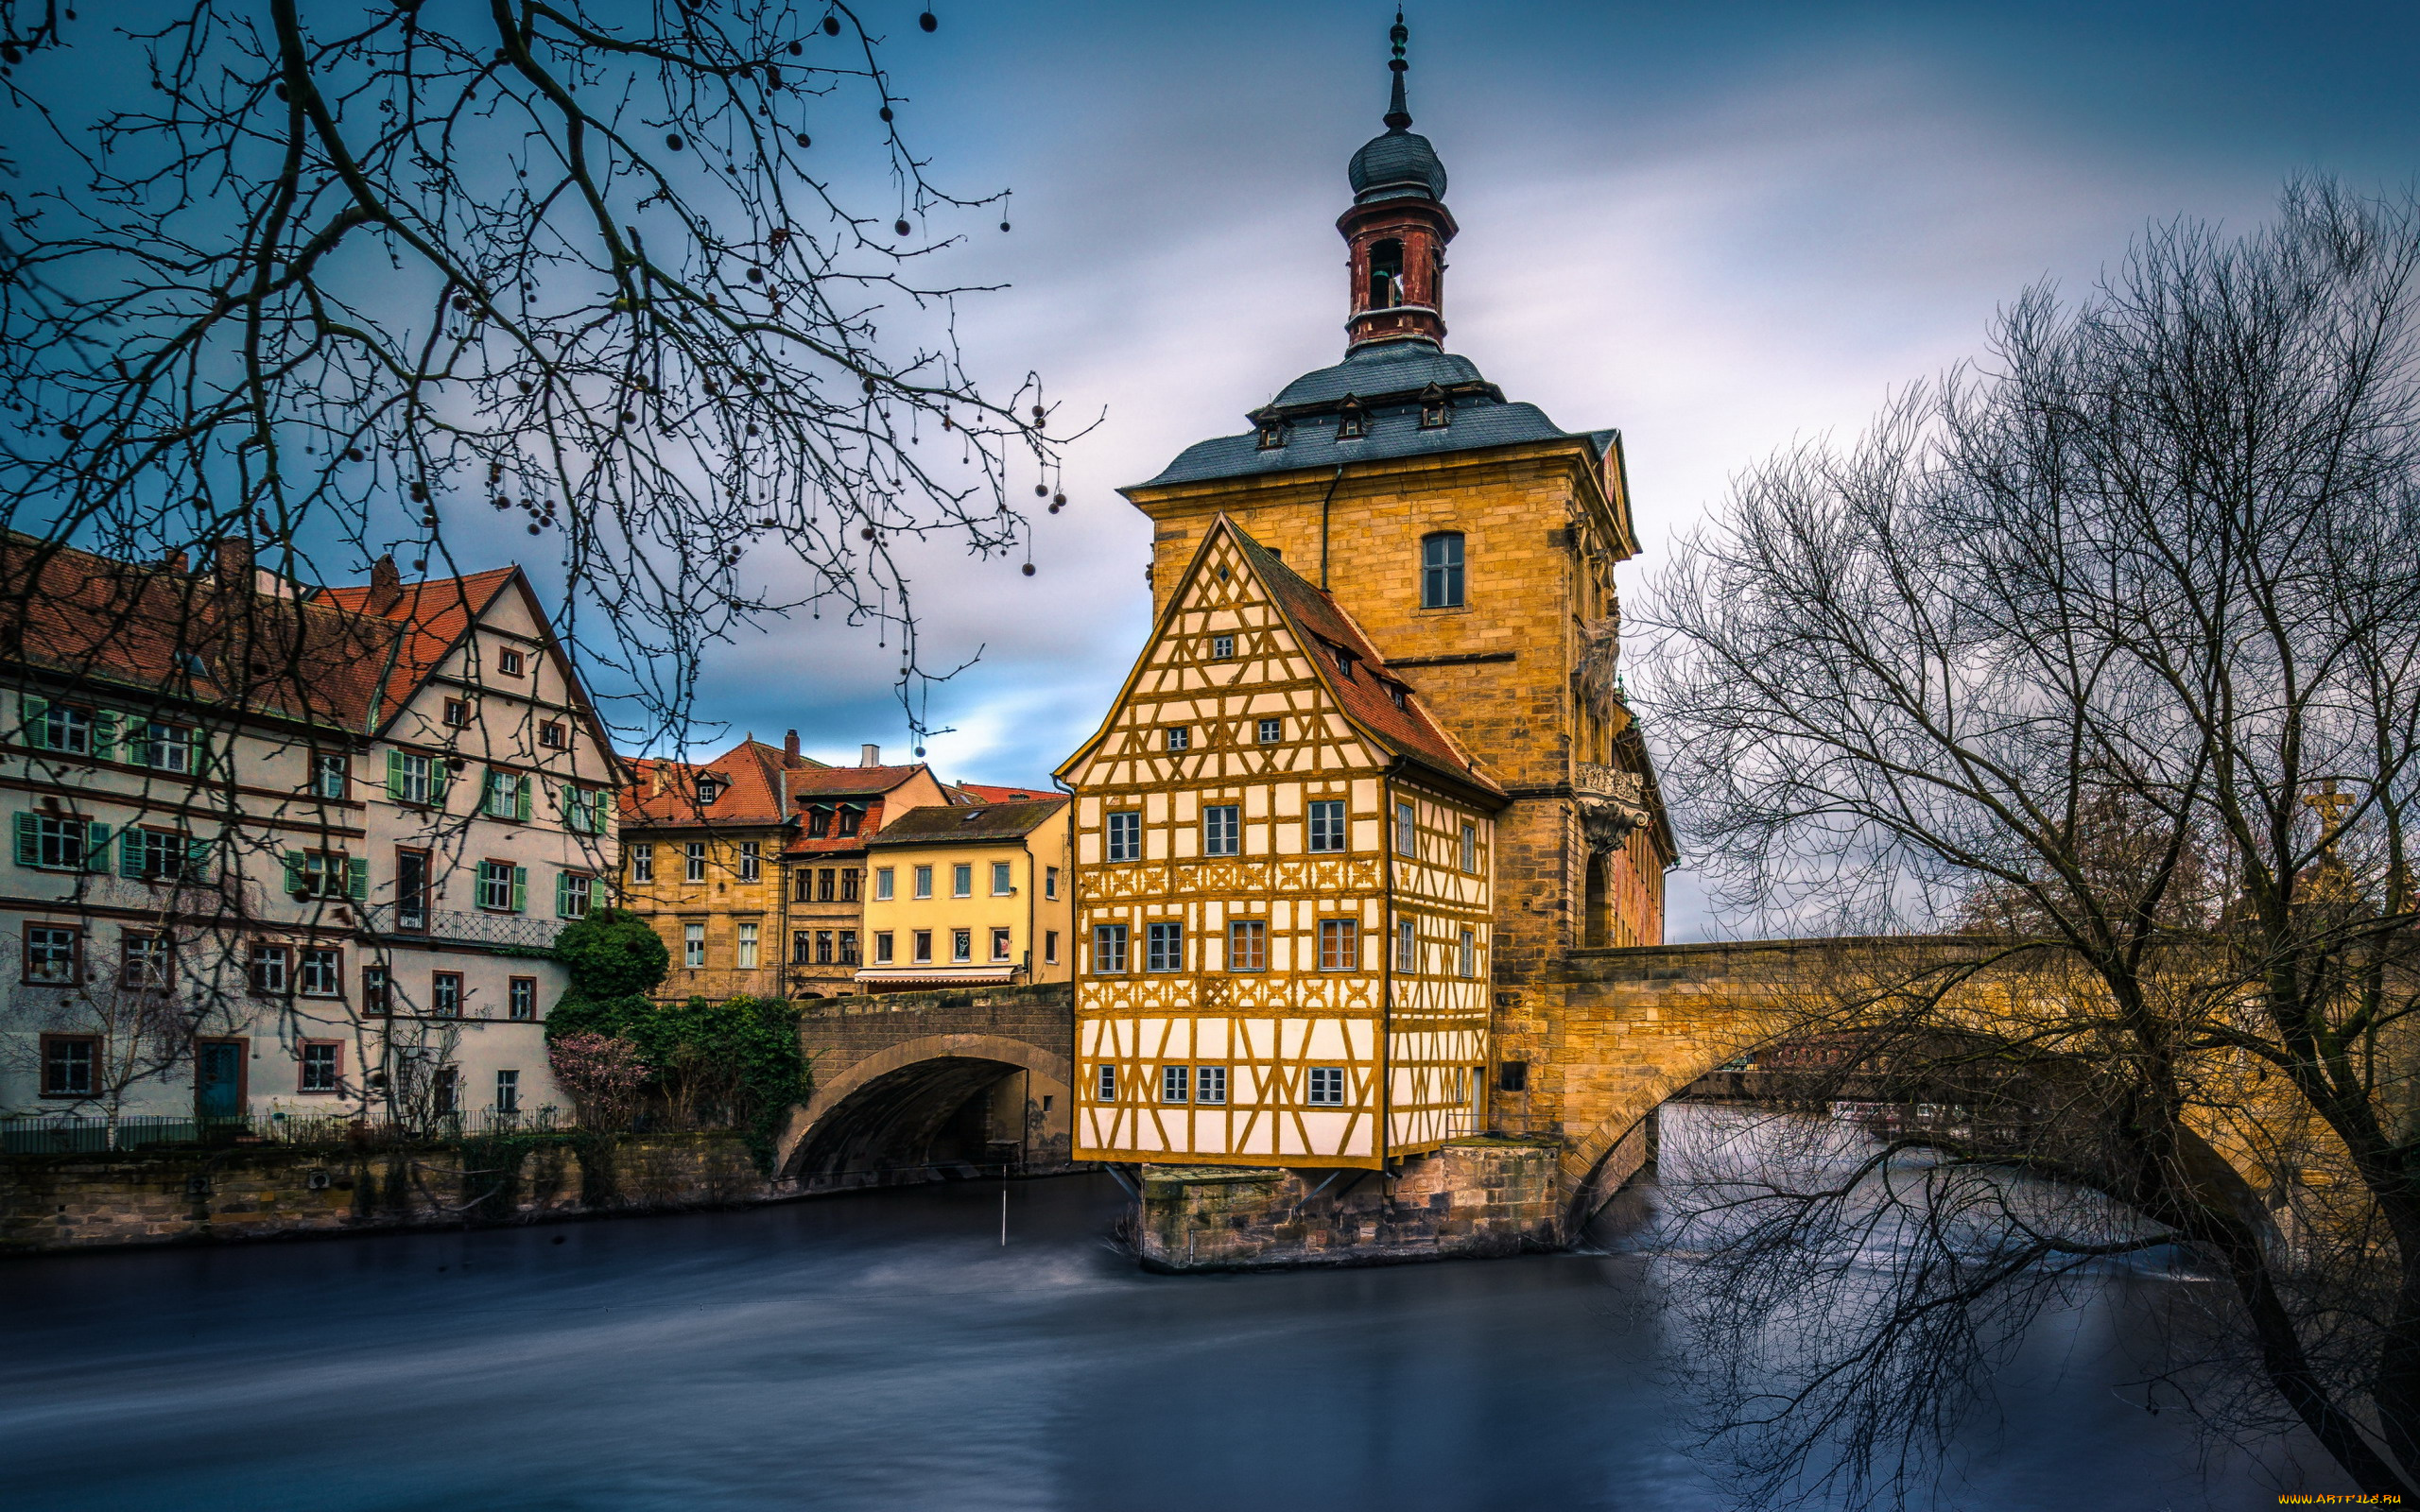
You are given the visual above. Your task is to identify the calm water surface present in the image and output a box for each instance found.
[0,1109,2352,1510]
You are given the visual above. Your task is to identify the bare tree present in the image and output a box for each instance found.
[0,1,1065,748]
[1640,180,2420,1502]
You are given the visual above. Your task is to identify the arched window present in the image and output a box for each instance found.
[1367,239,1404,309]
[1421,532,1464,609]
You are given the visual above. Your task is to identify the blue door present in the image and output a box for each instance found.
[196,1041,244,1121]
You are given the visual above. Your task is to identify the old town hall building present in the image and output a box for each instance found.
[1063,21,1673,1169]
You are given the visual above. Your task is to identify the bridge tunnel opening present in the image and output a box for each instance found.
[790,1057,1038,1191]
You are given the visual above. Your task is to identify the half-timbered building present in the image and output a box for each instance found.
[1058,515,1507,1168]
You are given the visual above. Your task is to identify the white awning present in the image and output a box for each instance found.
[851,967,1019,986]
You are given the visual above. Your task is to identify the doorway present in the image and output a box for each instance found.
[196,1039,246,1122]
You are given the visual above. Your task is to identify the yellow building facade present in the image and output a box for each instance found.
[1059,519,1506,1167]
[855,799,1073,991]
[617,737,816,1001]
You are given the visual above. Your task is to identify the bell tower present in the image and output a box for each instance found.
[1341,11,1457,351]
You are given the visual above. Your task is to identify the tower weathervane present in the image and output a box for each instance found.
[1385,9,1411,131]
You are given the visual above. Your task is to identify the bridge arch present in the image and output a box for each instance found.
[778,1032,1073,1188]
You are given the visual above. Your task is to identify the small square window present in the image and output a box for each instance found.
[25,924,79,985]
[1196,1066,1228,1106]
[1210,634,1235,660]
[43,1035,96,1097]
[1306,1067,1345,1107]
[442,698,470,728]
[299,947,343,998]
[496,648,526,677]
[1499,1061,1529,1093]
[1257,717,1282,744]
[310,753,349,799]
[1162,1064,1189,1104]
[300,1041,342,1093]
[1166,727,1190,752]
[122,931,173,990]
[475,859,521,912]
[539,720,568,749]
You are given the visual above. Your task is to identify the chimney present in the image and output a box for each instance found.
[785,729,801,761]
[365,554,404,614]
[164,548,188,574]
[213,536,253,593]
[860,743,880,768]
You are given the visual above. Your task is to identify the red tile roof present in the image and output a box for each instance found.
[786,764,934,799]
[783,797,887,858]
[319,567,520,729]
[623,738,815,828]
[952,782,1051,804]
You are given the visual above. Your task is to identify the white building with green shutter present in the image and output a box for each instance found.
[0,536,620,1134]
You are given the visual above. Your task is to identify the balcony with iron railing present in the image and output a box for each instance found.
[363,902,569,951]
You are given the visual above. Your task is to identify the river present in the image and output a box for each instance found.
[0,1106,2354,1510]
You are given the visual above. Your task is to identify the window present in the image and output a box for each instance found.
[1319,919,1357,971]
[874,931,894,965]
[683,922,705,969]
[952,928,973,963]
[875,867,895,901]
[555,871,594,920]
[819,868,837,902]
[1421,386,1451,429]
[991,861,1012,896]
[250,942,289,995]
[510,976,537,1021]
[1203,805,1239,857]
[1197,1066,1228,1106]
[363,967,390,1016]
[737,921,759,970]
[1106,812,1141,862]
[1162,1064,1189,1103]
[805,807,832,839]
[497,648,526,677]
[1257,717,1282,744]
[433,1067,459,1116]
[1308,799,1347,853]
[442,697,470,728]
[1254,410,1288,450]
[15,813,101,871]
[1045,867,1059,901]
[121,827,205,883]
[793,869,814,902]
[285,849,363,900]
[310,752,349,799]
[396,849,431,932]
[388,751,437,806]
[913,930,933,965]
[1396,918,1418,972]
[43,1036,95,1097]
[1460,928,1478,978]
[1229,919,1267,971]
[539,720,567,749]
[1146,921,1184,972]
[122,931,172,990]
[914,865,933,899]
[1336,399,1368,440]
[739,842,761,882]
[300,1041,342,1093]
[1307,1067,1345,1106]
[631,845,655,884]
[25,697,93,754]
[1367,237,1404,307]
[697,777,720,803]
[475,860,525,912]
[791,931,814,965]
[300,948,341,998]
[1093,923,1129,974]
[952,864,973,899]
[838,806,863,837]
[1166,727,1190,752]
[838,930,859,966]
[483,768,530,820]
[495,1069,520,1116]
[1422,532,1465,609]
[134,721,196,773]
[685,842,706,883]
[1210,634,1235,660]
[25,924,79,985]
[1395,800,1417,856]
[991,927,1012,963]
[432,971,463,1017]
[1461,821,1478,873]
[1097,1063,1117,1101]
[562,785,609,834]
[1044,930,1059,966]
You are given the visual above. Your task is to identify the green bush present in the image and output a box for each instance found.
[551,907,670,1003]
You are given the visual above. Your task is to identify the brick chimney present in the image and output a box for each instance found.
[213,536,253,593]
[785,729,801,762]
[860,743,880,768]
[365,554,404,614]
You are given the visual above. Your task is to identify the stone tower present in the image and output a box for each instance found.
[1117,14,1674,1119]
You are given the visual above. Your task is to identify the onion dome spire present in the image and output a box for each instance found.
[1384,9,1412,130]
[1338,10,1455,350]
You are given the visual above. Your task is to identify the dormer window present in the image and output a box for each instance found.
[1336,396,1368,440]
[1386,681,1410,712]
[837,805,863,837]
[1251,406,1288,451]
[1419,383,1450,430]
[1331,644,1358,680]
[805,806,831,838]
[697,777,721,805]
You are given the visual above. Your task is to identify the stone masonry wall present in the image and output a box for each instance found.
[1,1132,776,1255]
[1134,1138,1563,1272]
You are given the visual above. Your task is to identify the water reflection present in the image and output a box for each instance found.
[0,1106,2342,1510]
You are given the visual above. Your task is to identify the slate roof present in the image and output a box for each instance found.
[1137,342,1617,490]
[866,797,1068,848]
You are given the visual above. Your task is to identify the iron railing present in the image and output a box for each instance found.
[0,1106,563,1155]
[367,907,568,951]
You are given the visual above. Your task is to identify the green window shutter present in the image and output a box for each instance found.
[91,710,117,762]
[14,813,38,868]
[510,865,528,914]
[185,837,215,883]
[348,857,370,901]
[84,821,110,871]
[118,829,144,878]
[430,760,451,805]
[19,695,48,748]
[283,850,306,894]
[517,778,533,822]
[479,767,497,816]
[386,750,406,801]
[555,871,571,918]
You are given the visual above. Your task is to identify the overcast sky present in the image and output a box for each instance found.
[676,0,2413,937]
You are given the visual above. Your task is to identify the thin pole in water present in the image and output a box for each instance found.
[1000,1184,1008,1246]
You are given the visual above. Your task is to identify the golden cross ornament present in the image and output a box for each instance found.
[2305,782,2356,833]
